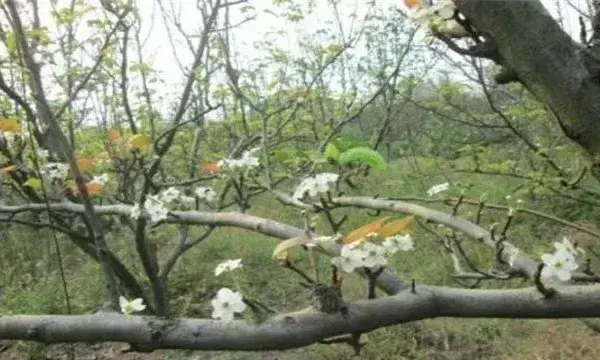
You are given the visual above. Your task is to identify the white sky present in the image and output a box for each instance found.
[23,0,595,121]
[139,0,588,99]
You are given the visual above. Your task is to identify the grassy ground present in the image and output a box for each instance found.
[2,156,600,359]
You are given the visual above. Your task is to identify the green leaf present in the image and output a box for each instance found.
[23,177,43,189]
[339,147,387,170]
[331,137,366,153]
[324,143,340,162]
[6,32,17,55]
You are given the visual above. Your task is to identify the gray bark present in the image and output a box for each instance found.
[1,284,600,350]
[453,0,600,168]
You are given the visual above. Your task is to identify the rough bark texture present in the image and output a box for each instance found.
[453,0,600,166]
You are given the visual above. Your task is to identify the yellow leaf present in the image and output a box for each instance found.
[128,134,151,151]
[377,215,415,238]
[0,118,21,133]
[272,236,313,260]
[23,177,42,189]
[75,157,94,171]
[65,180,77,193]
[326,43,344,53]
[290,90,311,100]
[343,216,391,245]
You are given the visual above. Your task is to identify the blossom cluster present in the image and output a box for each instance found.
[40,162,70,180]
[540,237,584,282]
[218,148,260,170]
[409,0,455,20]
[331,234,414,273]
[407,0,469,39]
[130,185,218,222]
[292,172,339,200]
[195,186,217,202]
[130,194,169,222]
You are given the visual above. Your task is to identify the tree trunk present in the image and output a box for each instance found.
[453,0,600,170]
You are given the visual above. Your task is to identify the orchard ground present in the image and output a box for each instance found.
[1,155,600,360]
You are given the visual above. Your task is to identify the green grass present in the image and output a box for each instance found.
[2,156,600,359]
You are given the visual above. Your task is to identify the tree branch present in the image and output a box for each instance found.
[2,284,600,350]
[0,201,407,295]
[452,0,600,164]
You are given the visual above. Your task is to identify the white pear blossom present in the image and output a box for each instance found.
[427,182,450,196]
[331,244,367,273]
[408,0,455,21]
[218,148,260,170]
[89,173,109,186]
[211,287,247,321]
[383,234,414,254]
[293,172,339,200]
[541,248,579,282]
[215,258,243,276]
[195,186,217,202]
[553,237,584,256]
[37,148,50,160]
[130,196,169,222]
[144,195,169,222]
[361,242,388,269]
[3,132,19,149]
[160,187,180,203]
[130,203,142,220]
[119,296,146,316]
[431,0,456,19]
[40,162,70,180]
[180,195,196,205]
[408,7,430,24]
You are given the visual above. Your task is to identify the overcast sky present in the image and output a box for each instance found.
[138,0,588,95]
[30,0,592,117]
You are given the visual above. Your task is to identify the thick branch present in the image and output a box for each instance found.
[452,0,600,162]
[2,285,600,350]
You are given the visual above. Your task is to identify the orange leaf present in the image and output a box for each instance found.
[2,164,17,173]
[76,157,93,171]
[202,162,221,173]
[290,90,311,100]
[86,182,104,197]
[108,128,121,142]
[343,216,391,245]
[404,0,422,9]
[68,181,104,197]
[378,215,415,238]
[0,119,21,133]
